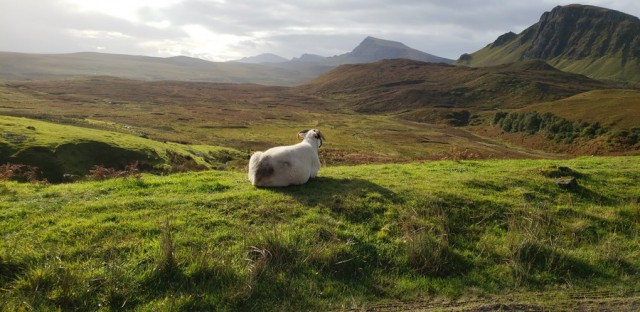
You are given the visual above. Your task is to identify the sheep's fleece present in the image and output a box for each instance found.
[248,129,324,187]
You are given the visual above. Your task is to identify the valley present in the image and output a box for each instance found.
[0,75,568,178]
[2,56,639,182]
[1,3,640,310]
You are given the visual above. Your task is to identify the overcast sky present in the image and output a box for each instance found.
[1,0,639,61]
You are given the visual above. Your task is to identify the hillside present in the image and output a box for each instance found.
[520,89,640,130]
[298,59,610,120]
[1,77,571,170]
[0,52,309,86]
[457,4,640,83]
[1,157,639,310]
[481,89,640,155]
[325,36,453,65]
[0,115,244,182]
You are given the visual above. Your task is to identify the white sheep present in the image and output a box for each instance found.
[248,129,325,187]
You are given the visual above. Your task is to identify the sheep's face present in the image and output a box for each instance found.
[297,129,325,147]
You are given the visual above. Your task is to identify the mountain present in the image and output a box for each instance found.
[456,4,640,82]
[0,52,310,86]
[262,36,454,83]
[327,36,453,65]
[0,37,452,85]
[298,58,611,123]
[290,53,325,63]
[232,53,289,64]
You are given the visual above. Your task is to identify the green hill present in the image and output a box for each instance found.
[1,157,639,310]
[457,5,640,83]
[484,89,640,155]
[298,59,610,122]
[520,89,640,130]
[0,116,244,182]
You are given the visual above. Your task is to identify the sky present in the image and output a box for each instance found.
[1,0,639,62]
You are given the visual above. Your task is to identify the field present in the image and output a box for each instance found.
[0,77,563,174]
[1,68,639,310]
[1,156,639,310]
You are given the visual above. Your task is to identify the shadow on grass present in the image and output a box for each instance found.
[266,176,399,206]
[568,184,615,206]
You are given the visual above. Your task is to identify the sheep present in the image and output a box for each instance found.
[248,129,325,187]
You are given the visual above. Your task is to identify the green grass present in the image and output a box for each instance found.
[521,89,640,130]
[0,115,245,182]
[1,156,639,310]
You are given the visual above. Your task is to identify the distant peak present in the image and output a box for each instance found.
[358,36,406,47]
[232,53,288,64]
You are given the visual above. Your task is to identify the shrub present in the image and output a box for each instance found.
[492,111,614,144]
[0,163,46,183]
[89,161,141,181]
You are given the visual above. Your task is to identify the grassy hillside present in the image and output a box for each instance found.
[1,157,639,310]
[477,89,640,156]
[298,59,610,116]
[520,89,640,130]
[0,116,244,182]
[457,5,640,83]
[0,78,567,167]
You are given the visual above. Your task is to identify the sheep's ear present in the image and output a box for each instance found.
[297,129,309,140]
[314,130,325,147]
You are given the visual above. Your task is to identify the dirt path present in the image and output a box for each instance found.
[344,291,640,311]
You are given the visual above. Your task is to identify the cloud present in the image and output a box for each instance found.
[1,0,640,61]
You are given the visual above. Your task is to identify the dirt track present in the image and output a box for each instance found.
[343,291,640,311]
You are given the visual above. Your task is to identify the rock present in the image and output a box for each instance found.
[555,176,578,188]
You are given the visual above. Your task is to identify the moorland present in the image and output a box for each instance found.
[2,3,640,311]
[1,59,639,311]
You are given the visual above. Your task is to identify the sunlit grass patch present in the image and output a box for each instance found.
[1,156,639,310]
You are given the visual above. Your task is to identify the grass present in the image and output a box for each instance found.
[0,80,567,172]
[521,89,640,130]
[456,7,640,83]
[1,156,639,310]
[0,115,245,182]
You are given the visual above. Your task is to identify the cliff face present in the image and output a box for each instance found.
[524,5,640,59]
[458,5,640,82]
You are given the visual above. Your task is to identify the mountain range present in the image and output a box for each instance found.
[1,4,640,85]
[236,36,453,65]
[0,37,452,86]
[0,52,311,86]
[457,4,640,82]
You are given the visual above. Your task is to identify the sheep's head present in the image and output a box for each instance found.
[297,129,325,147]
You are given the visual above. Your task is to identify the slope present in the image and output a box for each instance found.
[457,4,640,82]
[520,89,640,130]
[0,115,244,182]
[1,157,639,310]
[2,77,570,164]
[298,59,610,120]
